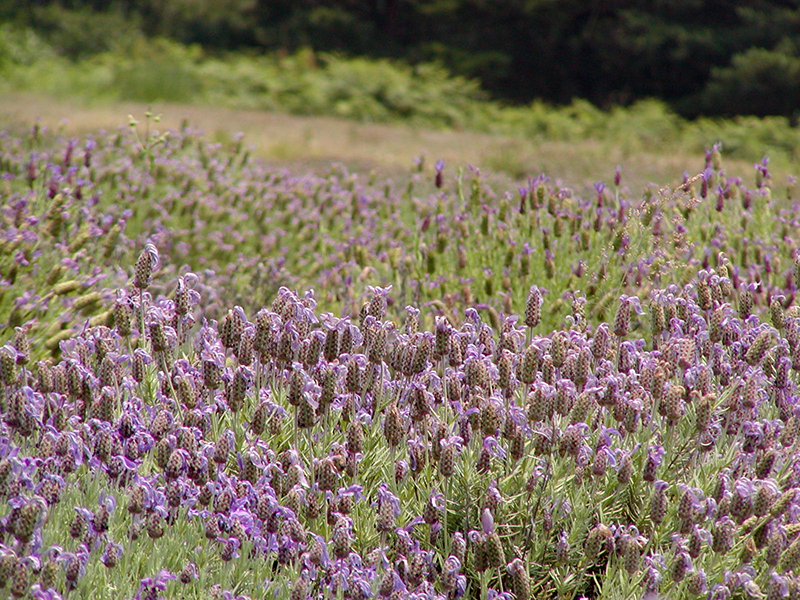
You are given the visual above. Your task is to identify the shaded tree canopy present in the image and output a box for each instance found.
[4,0,800,117]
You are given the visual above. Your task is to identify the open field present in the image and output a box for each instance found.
[0,93,778,196]
[2,95,800,600]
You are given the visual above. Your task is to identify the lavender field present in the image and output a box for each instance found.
[2,116,800,600]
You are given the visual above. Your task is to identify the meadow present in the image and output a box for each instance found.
[2,98,800,600]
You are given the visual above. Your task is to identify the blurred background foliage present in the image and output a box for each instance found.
[3,0,800,119]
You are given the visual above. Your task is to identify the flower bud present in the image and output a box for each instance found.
[133,244,159,290]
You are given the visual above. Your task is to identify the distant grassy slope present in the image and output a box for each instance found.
[0,93,783,199]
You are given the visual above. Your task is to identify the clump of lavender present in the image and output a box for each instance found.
[4,122,800,600]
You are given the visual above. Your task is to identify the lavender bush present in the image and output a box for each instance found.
[2,118,800,599]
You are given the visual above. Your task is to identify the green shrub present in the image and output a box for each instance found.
[29,4,142,59]
[0,23,58,68]
[110,39,204,103]
[686,115,800,161]
[699,46,800,117]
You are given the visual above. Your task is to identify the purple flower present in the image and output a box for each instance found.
[30,585,64,600]
[598,427,621,448]
[101,540,124,567]
[435,160,445,188]
[481,508,495,534]
[443,430,465,447]
[375,484,401,517]
[709,584,731,600]
[218,536,241,561]
[648,445,666,466]
[99,491,117,513]
[755,156,771,187]
[58,547,89,580]
[701,167,713,198]
[769,572,789,598]
[482,436,506,459]
[654,480,670,494]
[137,569,176,600]
[594,181,606,196]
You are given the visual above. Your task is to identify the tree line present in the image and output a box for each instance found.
[4,0,800,118]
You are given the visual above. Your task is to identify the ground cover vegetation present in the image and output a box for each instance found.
[2,2,800,599]
[2,113,800,600]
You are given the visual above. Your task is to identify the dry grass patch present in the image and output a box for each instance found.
[0,92,770,193]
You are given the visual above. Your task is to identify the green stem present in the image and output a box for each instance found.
[390,445,399,500]
[306,428,316,488]
[159,352,176,399]
[138,287,146,350]
[440,357,448,418]
[293,405,298,450]
[444,476,451,558]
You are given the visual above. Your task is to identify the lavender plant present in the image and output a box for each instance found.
[1,121,800,600]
